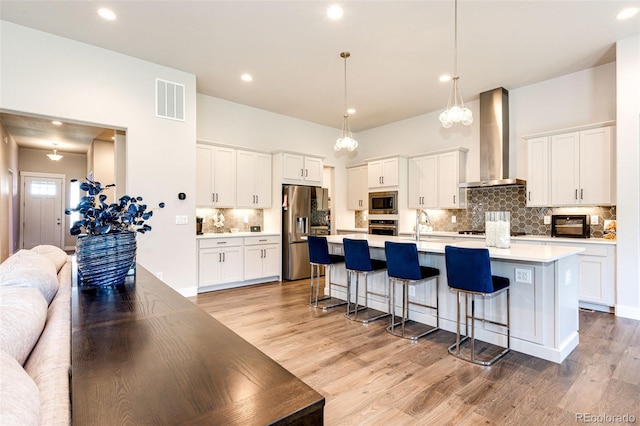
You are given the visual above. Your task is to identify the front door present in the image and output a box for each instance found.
[21,173,64,249]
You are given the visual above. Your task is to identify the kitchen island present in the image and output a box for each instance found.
[325,234,585,363]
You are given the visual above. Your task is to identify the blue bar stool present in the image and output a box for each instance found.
[343,238,390,323]
[307,235,347,310]
[384,241,440,341]
[444,245,510,366]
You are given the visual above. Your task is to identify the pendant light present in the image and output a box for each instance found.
[334,52,358,152]
[439,0,473,128]
[46,143,63,161]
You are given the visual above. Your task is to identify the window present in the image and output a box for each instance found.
[30,181,56,196]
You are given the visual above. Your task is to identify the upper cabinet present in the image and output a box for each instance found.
[236,150,272,208]
[526,136,550,207]
[368,157,400,188]
[281,153,323,186]
[346,165,368,210]
[196,144,236,207]
[408,149,467,209]
[549,124,615,206]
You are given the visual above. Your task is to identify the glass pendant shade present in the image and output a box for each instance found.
[440,0,473,128]
[334,52,358,151]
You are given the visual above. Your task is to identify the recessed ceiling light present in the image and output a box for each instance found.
[327,5,344,20]
[98,8,117,21]
[51,120,62,126]
[617,7,639,20]
[439,74,452,83]
[347,108,356,115]
[241,74,253,82]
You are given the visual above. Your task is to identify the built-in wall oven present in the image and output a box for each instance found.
[369,191,398,215]
[368,219,398,236]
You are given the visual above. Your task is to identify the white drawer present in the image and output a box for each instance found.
[244,236,280,246]
[199,237,243,249]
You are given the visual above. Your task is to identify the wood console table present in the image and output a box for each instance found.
[71,264,324,425]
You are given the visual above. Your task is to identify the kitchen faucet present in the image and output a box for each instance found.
[415,209,432,242]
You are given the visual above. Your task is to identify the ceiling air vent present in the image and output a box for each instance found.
[155,78,185,121]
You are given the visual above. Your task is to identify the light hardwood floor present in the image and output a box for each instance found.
[191,279,640,425]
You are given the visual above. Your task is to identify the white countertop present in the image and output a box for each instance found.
[398,231,616,245]
[326,233,585,263]
[196,231,280,239]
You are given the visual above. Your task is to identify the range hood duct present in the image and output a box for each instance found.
[460,87,526,188]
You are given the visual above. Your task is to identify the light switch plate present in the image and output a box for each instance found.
[544,215,551,225]
[175,215,188,225]
[590,215,599,225]
[451,216,457,223]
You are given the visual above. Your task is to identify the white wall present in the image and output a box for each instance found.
[1,22,197,295]
[615,35,640,320]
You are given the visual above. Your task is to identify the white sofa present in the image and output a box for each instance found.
[0,245,71,426]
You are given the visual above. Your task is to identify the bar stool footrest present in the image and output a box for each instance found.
[345,307,390,324]
[386,320,439,341]
[310,297,347,311]
[447,336,510,366]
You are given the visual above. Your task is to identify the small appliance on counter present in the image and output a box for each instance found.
[196,217,204,235]
[551,215,590,238]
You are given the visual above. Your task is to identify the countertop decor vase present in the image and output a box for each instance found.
[76,231,137,287]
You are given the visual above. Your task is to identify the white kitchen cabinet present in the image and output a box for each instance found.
[196,144,236,207]
[526,136,550,207]
[548,241,615,311]
[347,165,368,210]
[408,149,466,209]
[282,153,323,185]
[438,150,466,209]
[408,155,438,208]
[243,236,280,280]
[368,157,399,188]
[550,125,614,206]
[236,150,272,208]
[198,238,243,287]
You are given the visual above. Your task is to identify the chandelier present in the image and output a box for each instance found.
[439,0,473,128]
[46,144,63,161]
[334,52,358,152]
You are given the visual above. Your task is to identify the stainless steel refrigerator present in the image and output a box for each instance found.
[282,185,328,280]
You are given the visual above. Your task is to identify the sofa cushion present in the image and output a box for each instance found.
[0,287,48,365]
[0,250,59,304]
[0,349,41,426]
[31,245,68,273]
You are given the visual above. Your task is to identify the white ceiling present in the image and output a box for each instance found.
[1,0,639,148]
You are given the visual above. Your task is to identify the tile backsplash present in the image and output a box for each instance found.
[196,208,264,233]
[426,186,615,238]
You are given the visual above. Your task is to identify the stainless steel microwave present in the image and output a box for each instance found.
[368,191,398,214]
[551,215,590,238]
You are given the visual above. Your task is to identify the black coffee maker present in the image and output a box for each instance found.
[196,217,204,235]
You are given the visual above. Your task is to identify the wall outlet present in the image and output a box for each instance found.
[451,215,457,223]
[544,215,551,225]
[408,285,416,297]
[515,268,532,284]
[590,215,599,225]
[175,215,189,225]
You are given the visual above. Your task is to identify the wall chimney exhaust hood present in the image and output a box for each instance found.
[459,87,526,188]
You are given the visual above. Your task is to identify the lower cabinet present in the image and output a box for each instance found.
[198,234,281,290]
[243,236,280,280]
[198,238,244,287]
